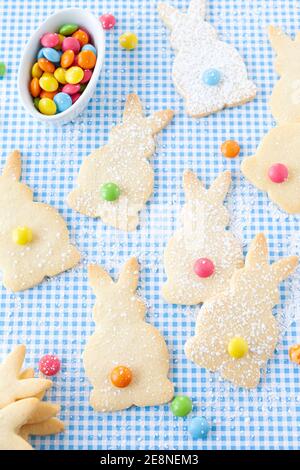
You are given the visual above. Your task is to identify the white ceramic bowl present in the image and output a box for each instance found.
[18,8,105,125]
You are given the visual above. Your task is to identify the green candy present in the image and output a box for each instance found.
[101,182,121,202]
[33,97,40,110]
[170,396,193,417]
[80,83,87,93]
[0,62,6,77]
[59,23,78,36]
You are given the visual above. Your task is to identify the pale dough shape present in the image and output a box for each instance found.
[68,94,174,231]
[0,345,51,408]
[241,124,300,213]
[158,0,256,117]
[0,398,39,450]
[163,170,243,305]
[185,234,298,388]
[83,257,174,412]
[0,150,80,291]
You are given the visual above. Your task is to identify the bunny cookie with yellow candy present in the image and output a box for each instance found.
[0,150,80,291]
[185,234,298,388]
[83,257,174,412]
[68,94,174,231]
[163,170,243,305]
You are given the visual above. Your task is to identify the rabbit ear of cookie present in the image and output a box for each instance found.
[208,171,231,203]
[269,26,293,55]
[123,94,144,121]
[20,417,64,440]
[271,256,298,283]
[4,344,26,375]
[2,150,22,181]
[88,264,113,294]
[149,109,174,135]
[157,3,183,29]
[188,0,206,18]
[245,233,269,267]
[117,257,139,293]
[183,170,206,200]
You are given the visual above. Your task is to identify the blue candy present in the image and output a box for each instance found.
[54,92,72,113]
[189,417,210,439]
[37,49,44,59]
[202,68,221,86]
[82,44,97,56]
[41,47,61,64]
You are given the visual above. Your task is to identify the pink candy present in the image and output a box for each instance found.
[100,13,116,30]
[62,84,81,95]
[268,163,288,183]
[71,93,81,104]
[81,69,93,83]
[62,37,81,54]
[39,354,61,376]
[194,258,215,278]
[41,32,59,48]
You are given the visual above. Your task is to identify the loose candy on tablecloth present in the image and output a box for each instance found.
[38,57,55,73]
[65,66,84,84]
[119,32,138,50]
[60,49,75,68]
[82,44,97,55]
[54,92,72,113]
[30,77,41,97]
[41,47,61,63]
[31,62,43,78]
[39,354,61,376]
[0,62,6,77]
[54,67,67,84]
[100,13,116,30]
[41,32,59,48]
[189,417,210,439]
[62,83,80,95]
[62,37,81,54]
[72,29,89,46]
[170,396,193,417]
[80,69,92,83]
[59,23,78,36]
[221,139,241,158]
[39,73,58,92]
[77,50,96,69]
[289,344,300,365]
[38,97,57,115]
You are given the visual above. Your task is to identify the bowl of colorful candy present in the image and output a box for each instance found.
[18,8,105,124]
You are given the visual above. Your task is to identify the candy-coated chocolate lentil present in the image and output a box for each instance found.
[42,47,61,63]
[72,29,89,47]
[110,366,132,388]
[59,23,78,36]
[268,163,288,183]
[289,344,300,365]
[62,83,80,95]
[189,417,210,439]
[80,83,87,93]
[62,37,81,54]
[12,226,33,245]
[82,44,97,56]
[221,140,240,158]
[65,66,84,84]
[101,182,121,201]
[30,77,41,97]
[0,62,6,77]
[54,92,72,113]
[33,97,40,110]
[77,50,96,69]
[80,69,92,83]
[40,90,58,100]
[39,354,61,376]
[119,32,138,50]
[202,68,221,86]
[228,337,248,359]
[71,92,81,104]
[37,49,44,59]
[31,62,43,78]
[100,13,116,30]
[54,33,65,50]
[54,67,67,84]
[60,49,75,68]
[38,97,57,115]
[38,58,55,73]
[41,32,59,48]
[194,258,215,278]
[170,396,193,417]
[39,73,59,92]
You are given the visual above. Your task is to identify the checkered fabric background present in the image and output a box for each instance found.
[0,0,299,450]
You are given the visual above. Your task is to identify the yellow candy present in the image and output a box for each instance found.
[119,32,138,50]
[228,337,248,359]
[54,67,67,84]
[31,62,43,78]
[38,97,57,115]
[65,66,84,84]
[12,226,33,245]
[39,73,59,92]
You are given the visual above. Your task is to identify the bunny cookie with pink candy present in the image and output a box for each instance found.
[158,0,256,117]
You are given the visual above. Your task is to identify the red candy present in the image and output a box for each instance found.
[194,258,215,278]
[80,69,92,83]
[268,163,288,183]
[62,83,80,95]
[71,92,81,104]
[100,13,116,30]
[62,37,81,54]
[39,354,61,376]
[41,32,59,48]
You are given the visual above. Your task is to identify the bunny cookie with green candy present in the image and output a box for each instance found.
[83,257,174,412]
[158,0,256,117]
[163,170,243,305]
[0,150,80,291]
[68,94,174,231]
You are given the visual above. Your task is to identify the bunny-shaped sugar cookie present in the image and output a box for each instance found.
[163,170,243,304]
[83,257,174,412]
[158,0,256,117]
[68,94,174,231]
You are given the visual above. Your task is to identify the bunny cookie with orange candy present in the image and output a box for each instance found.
[0,150,80,291]
[68,94,174,231]
[242,27,300,213]
[158,0,256,117]
[185,234,298,388]
[83,257,174,412]
[163,170,243,305]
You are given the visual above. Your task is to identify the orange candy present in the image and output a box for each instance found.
[38,58,55,73]
[72,29,89,47]
[221,140,241,158]
[40,90,58,99]
[110,366,132,388]
[30,77,41,97]
[77,50,96,69]
[60,50,75,68]
[289,344,300,365]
